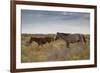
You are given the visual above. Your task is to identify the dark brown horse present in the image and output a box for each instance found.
[55,32,86,49]
[29,36,53,45]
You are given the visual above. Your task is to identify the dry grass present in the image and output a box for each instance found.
[21,34,90,63]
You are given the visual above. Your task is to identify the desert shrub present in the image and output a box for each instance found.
[21,34,90,62]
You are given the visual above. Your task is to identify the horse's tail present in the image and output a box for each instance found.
[79,34,87,49]
[82,35,86,44]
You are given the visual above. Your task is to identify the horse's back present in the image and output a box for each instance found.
[29,36,53,45]
[64,34,80,43]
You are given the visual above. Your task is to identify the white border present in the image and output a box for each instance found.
[16,5,94,69]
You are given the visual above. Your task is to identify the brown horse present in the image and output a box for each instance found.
[29,36,53,45]
[55,32,86,49]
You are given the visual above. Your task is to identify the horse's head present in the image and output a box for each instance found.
[55,32,63,40]
[55,35,59,40]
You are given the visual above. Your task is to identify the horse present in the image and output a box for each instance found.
[55,32,86,49]
[29,36,53,46]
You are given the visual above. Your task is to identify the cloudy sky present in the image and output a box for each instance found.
[21,9,90,34]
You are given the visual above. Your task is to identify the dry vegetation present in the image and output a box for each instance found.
[21,34,90,63]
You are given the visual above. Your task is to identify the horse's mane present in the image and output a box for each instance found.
[57,32,70,36]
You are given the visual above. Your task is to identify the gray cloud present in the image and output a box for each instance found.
[21,9,90,34]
